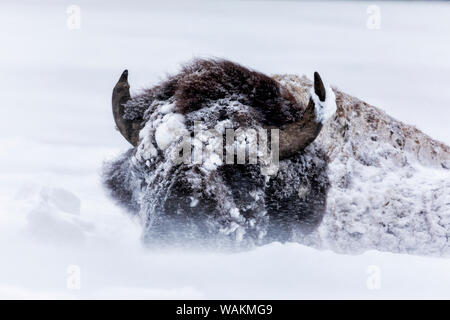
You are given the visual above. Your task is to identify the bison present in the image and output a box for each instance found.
[103,58,450,255]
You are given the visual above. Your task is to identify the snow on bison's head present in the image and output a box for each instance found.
[103,58,337,248]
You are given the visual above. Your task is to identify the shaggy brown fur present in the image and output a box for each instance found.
[143,59,304,127]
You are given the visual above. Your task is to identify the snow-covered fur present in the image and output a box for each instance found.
[275,75,450,256]
[104,58,450,256]
[123,59,303,126]
[104,59,330,248]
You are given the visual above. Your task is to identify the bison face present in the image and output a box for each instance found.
[104,59,336,248]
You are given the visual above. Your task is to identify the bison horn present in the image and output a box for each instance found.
[278,71,336,159]
[112,70,141,146]
[313,71,326,102]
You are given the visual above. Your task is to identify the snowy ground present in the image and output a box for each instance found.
[1,0,450,299]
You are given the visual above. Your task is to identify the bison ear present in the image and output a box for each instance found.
[112,70,140,146]
[314,71,326,102]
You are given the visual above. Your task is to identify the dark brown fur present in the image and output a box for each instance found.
[144,59,303,127]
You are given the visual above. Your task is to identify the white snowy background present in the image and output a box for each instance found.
[1,0,450,299]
